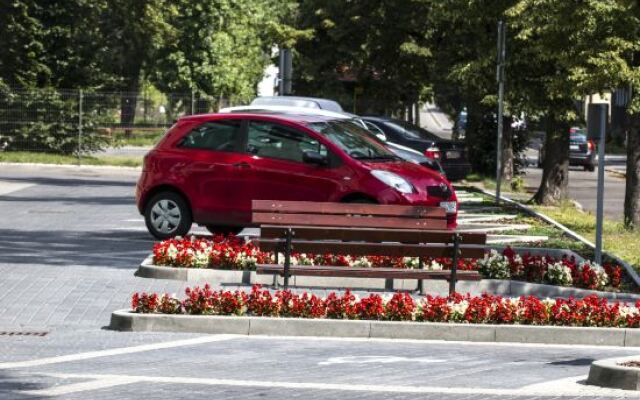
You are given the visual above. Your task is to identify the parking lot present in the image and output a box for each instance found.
[1,164,640,399]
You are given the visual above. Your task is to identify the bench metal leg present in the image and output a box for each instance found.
[417,257,424,295]
[273,251,280,288]
[283,228,293,289]
[449,233,461,295]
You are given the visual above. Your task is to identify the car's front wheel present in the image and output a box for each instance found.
[144,192,192,240]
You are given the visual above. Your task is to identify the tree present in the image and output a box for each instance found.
[151,0,293,107]
[294,0,433,114]
[507,0,634,205]
[101,0,172,130]
[619,2,640,229]
[0,1,49,88]
[425,0,517,177]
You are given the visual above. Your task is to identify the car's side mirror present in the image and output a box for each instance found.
[302,150,327,165]
[376,133,387,142]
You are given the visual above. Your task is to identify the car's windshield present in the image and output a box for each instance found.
[307,119,399,161]
[383,120,439,141]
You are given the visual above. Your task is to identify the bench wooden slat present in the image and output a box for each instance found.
[260,225,486,244]
[252,200,446,218]
[252,212,447,230]
[256,264,481,281]
[256,239,485,259]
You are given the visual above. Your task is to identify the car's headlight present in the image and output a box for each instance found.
[371,170,415,194]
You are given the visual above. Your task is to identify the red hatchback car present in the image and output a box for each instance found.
[136,112,458,239]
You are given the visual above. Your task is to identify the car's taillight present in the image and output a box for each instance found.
[424,146,441,160]
[587,140,595,153]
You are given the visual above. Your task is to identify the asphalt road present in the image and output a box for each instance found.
[522,148,628,221]
[1,163,640,399]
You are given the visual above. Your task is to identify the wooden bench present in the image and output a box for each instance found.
[252,200,486,294]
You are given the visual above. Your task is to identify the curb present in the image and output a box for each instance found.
[605,167,626,179]
[110,309,640,347]
[588,355,640,390]
[472,187,640,289]
[0,161,141,171]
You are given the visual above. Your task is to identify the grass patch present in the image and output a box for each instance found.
[462,173,528,194]
[0,151,142,167]
[532,202,640,269]
[110,129,165,147]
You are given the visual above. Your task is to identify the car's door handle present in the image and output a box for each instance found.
[232,162,251,169]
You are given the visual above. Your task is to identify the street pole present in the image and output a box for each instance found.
[495,21,506,205]
[78,89,83,166]
[594,105,607,264]
[278,48,293,95]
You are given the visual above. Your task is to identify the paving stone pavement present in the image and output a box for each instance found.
[1,164,639,399]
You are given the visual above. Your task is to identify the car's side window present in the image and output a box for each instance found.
[364,121,385,136]
[178,120,241,152]
[246,121,327,163]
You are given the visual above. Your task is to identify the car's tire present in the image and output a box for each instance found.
[144,191,192,240]
[205,225,244,236]
[585,164,595,172]
[343,197,377,204]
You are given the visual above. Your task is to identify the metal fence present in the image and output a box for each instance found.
[0,89,231,164]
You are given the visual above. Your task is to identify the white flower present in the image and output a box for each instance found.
[449,300,469,318]
[579,261,609,289]
[351,257,372,268]
[427,260,443,271]
[545,262,573,286]
[619,306,638,319]
[403,257,420,269]
[477,250,510,279]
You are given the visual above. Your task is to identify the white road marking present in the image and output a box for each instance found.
[317,355,446,366]
[23,372,640,397]
[0,335,235,370]
[22,375,139,396]
[0,181,34,196]
[246,333,640,350]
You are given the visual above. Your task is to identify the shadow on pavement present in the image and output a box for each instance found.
[0,195,133,206]
[0,175,136,188]
[0,229,154,269]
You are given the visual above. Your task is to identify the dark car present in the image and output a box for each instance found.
[136,112,459,239]
[361,120,446,177]
[537,130,596,171]
[362,117,472,180]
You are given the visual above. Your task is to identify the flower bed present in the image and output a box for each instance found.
[131,285,640,328]
[151,235,626,292]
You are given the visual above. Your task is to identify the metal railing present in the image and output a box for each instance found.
[0,89,231,163]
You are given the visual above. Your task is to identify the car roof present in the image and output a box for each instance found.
[250,96,344,112]
[178,110,342,125]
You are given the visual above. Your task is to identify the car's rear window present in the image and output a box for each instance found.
[570,133,587,143]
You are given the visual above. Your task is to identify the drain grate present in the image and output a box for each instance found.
[0,331,48,337]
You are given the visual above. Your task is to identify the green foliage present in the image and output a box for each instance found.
[151,0,298,104]
[0,1,49,88]
[294,0,434,113]
[0,88,110,155]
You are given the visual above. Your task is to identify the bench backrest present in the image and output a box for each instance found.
[252,200,447,230]
[252,200,486,259]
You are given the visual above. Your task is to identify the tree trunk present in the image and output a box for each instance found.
[624,114,640,229]
[119,76,140,138]
[533,114,570,205]
[501,117,514,183]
